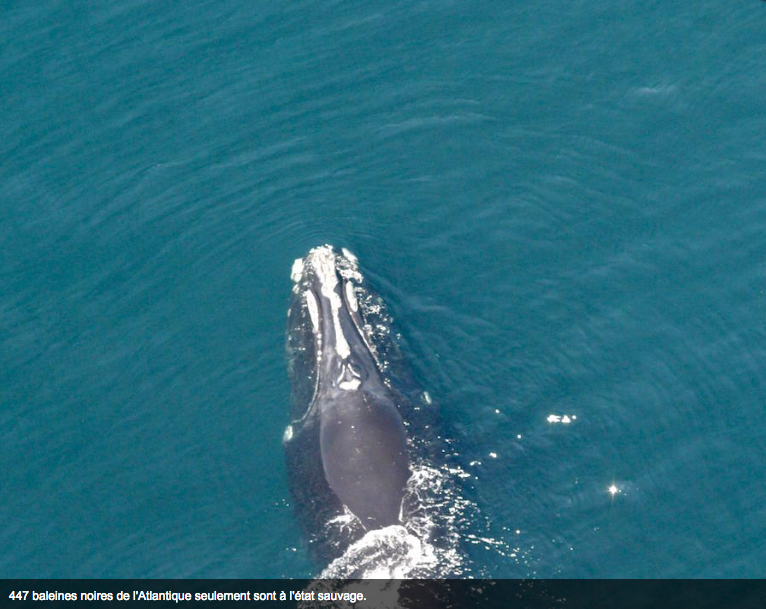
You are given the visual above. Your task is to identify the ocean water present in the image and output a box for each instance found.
[2,0,766,579]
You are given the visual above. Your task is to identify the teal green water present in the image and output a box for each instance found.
[2,0,766,578]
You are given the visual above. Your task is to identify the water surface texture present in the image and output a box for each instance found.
[2,0,766,578]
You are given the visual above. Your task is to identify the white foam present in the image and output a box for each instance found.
[316,463,473,579]
[320,525,437,579]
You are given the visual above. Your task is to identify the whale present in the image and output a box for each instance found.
[283,245,476,578]
[284,245,411,540]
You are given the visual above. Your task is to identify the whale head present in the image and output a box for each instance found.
[289,245,380,401]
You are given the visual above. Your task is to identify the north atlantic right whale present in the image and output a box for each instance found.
[283,245,474,577]
[287,245,410,530]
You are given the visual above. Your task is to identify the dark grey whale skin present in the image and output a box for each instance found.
[284,247,411,557]
[319,374,410,528]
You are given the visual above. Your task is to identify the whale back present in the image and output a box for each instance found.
[318,384,410,529]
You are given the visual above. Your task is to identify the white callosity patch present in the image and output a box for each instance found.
[336,247,363,283]
[304,289,319,332]
[344,280,358,312]
[338,379,361,391]
[291,257,304,282]
[336,361,361,392]
[308,246,351,360]
[341,247,358,265]
[283,425,293,442]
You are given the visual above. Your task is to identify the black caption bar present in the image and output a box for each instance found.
[2,580,765,609]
